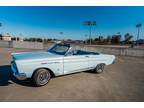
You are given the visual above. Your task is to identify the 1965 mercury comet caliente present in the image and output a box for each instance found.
[11,43,116,86]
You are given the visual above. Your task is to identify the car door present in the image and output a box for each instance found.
[63,55,89,74]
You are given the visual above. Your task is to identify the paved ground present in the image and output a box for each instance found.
[0,48,144,102]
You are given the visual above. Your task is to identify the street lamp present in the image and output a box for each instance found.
[84,21,96,45]
[136,23,142,45]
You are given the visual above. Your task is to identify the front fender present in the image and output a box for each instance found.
[16,58,63,78]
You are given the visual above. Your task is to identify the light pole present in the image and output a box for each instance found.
[85,34,88,44]
[84,21,96,45]
[136,24,142,45]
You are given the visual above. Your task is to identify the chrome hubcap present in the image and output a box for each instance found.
[97,64,104,72]
[38,70,49,84]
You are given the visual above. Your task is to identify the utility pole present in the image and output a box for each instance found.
[84,21,96,45]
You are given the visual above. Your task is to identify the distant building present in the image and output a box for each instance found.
[64,39,84,44]
[0,33,11,41]
[19,38,24,42]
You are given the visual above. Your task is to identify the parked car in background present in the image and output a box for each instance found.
[11,43,116,86]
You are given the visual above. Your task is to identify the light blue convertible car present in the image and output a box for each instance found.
[11,43,116,86]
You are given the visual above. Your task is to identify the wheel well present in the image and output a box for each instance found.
[32,68,55,78]
[97,63,106,67]
[102,63,106,66]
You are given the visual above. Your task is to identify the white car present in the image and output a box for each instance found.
[11,43,116,86]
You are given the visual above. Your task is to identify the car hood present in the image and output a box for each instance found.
[11,51,62,61]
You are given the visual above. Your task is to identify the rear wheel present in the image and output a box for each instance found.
[95,64,105,73]
[32,69,51,86]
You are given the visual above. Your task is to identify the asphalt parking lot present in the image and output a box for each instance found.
[0,48,144,102]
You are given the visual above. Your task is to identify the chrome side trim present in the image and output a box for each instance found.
[64,67,95,74]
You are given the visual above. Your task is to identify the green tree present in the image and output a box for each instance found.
[98,36,103,41]
[124,33,133,44]
[106,35,111,44]
[36,38,43,42]
[111,34,121,44]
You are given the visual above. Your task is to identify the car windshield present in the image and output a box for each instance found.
[48,44,70,55]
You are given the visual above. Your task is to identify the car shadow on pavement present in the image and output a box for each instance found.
[0,65,97,87]
[0,65,34,87]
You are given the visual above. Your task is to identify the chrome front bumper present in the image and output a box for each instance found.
[13,72,27,80]
[11,62,27,80]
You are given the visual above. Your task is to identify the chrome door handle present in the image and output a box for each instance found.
[85,56,89,58]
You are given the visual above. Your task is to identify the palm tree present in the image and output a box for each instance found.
[136,24,142,45]
[84,21,96,45]
[124,33,133,44]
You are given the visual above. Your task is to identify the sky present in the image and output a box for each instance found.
[0,6,144,40]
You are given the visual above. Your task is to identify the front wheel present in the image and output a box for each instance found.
[32,69,51,86]
[95,64,105,73]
